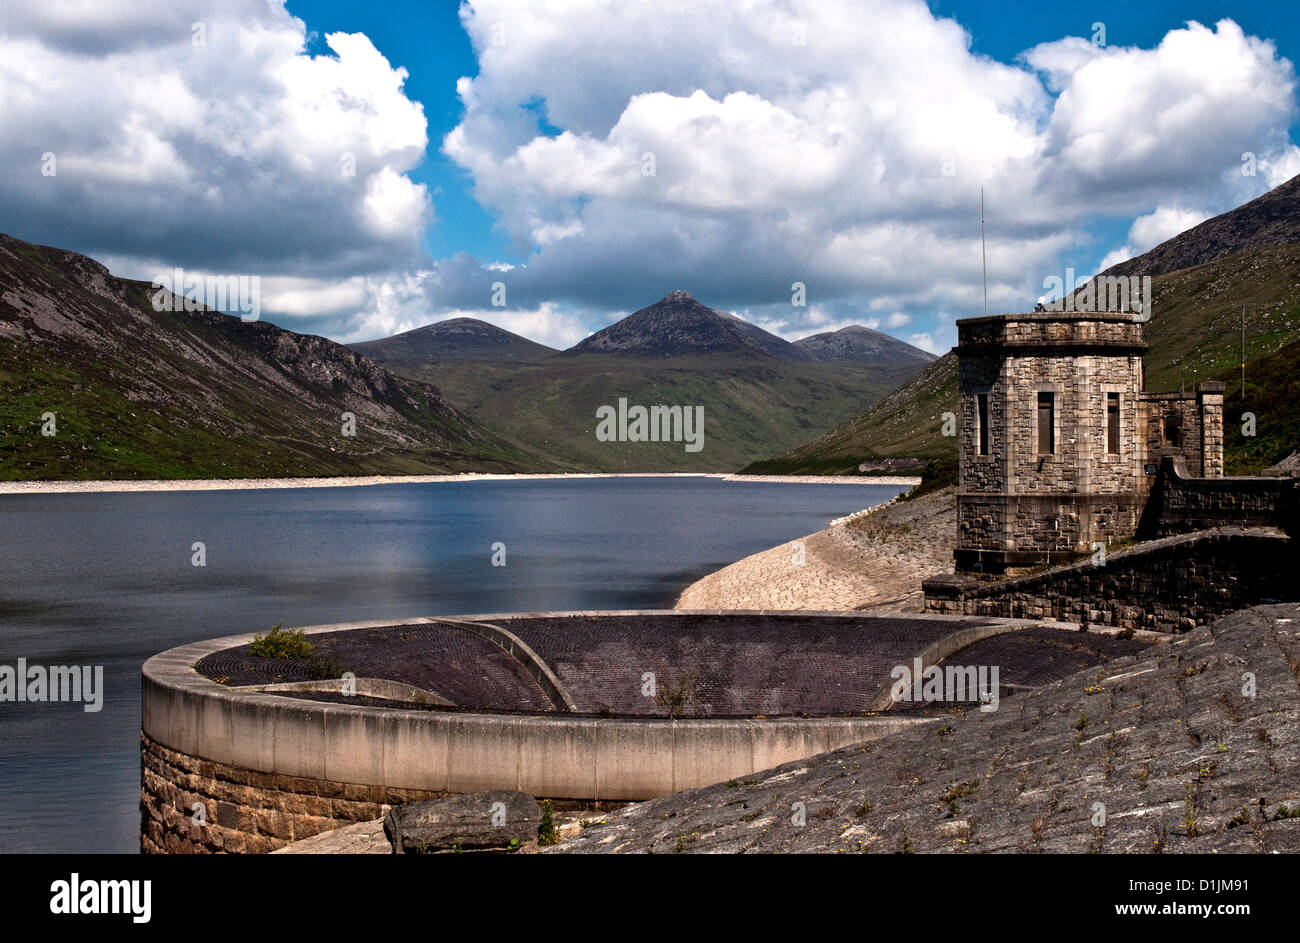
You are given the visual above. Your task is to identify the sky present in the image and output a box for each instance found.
[1,0,1298,356]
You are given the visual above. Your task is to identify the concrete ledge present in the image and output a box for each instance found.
[425,617,578,712]
[864,619,1028,711]
[241,677,453,706]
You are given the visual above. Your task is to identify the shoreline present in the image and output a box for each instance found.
[0,472,921,495]
[674,486,957,612]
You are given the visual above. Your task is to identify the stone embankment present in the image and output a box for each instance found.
[675,487,957,611]
[550,603,1300,854]
[925,527,1297,632]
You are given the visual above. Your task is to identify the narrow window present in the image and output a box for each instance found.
[1164,415,1181,448]
[1106,392,1120,455]
[976,393,989,456]
[1037,392,1055,455]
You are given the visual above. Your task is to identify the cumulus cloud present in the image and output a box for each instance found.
[1,0,1297,353]
[435,3,1297,349]
[1097,206,1214,271]
[0,0,430,280]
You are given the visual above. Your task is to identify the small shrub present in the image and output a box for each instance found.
[899,827,914,854]
[248,622,313,659]
[655,672,699,719]
[538,799,558,846]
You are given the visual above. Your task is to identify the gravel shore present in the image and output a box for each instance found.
[675,486,957,611]
[0,472,919,495]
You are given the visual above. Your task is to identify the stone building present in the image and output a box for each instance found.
[952,310,1224,575]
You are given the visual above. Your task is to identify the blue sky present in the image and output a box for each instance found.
[289,0,1300,269]
[2,0,1298,353]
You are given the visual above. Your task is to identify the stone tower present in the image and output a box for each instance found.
[952,311,1224,575]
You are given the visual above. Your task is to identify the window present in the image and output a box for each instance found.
[976,393,989,456]
[1164,415,1181,448]
[1106,392,1120,455]
[1037,392,1055,455]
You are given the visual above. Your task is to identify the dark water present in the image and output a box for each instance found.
[0,476,905,853]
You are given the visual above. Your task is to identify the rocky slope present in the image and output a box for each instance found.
[0,234,535,479]
[1103,172,1300,279]
[550,602,1300,853]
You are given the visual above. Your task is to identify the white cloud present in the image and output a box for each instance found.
[439,2,1298,346]
[1262,144,1300,188]
[2,1,1297,351]
[0,2,431,280]
[1097,206,1213,271]
[908,332,942,355]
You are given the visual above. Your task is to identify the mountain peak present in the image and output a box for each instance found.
[352,317,557,363]
[565,292,812,360]
[793,323,936,365]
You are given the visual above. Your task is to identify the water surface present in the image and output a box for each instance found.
[0,476,905,853]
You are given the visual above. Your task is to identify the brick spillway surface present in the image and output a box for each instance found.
[950,628,1152,686]
[195,623,552,712]
[889,626,1154,713]
[502,614,999,717]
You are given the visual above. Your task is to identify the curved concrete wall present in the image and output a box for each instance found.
[141,610,995,852]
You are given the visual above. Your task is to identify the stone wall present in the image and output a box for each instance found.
[952,311,1231,575]
[1143,455,1295,537]
[140,731,447,854]
[1139,392,1203,477]
[925,527,1297,632]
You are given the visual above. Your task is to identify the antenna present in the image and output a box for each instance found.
[980,187,988,317]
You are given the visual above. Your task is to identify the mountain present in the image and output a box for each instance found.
[742,351,958,476]
[0,234,536,480]
[747,173,1300,477]
[371,289,927,472]
[1103,173,1300,278]
[351,317,557,363]
[793,324,936,365]
[564,289,814,360]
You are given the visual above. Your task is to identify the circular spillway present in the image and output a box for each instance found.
[140,610,1149,853]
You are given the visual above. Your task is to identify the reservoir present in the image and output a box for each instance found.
[0,475,907,852]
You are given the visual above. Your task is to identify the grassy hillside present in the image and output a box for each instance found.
[0,235,538,480]
[740,352,958,475]
[385,354,917,472]
[1219,336,1300,474]
[750,242,1300,476]
[1140,242,1300,391]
